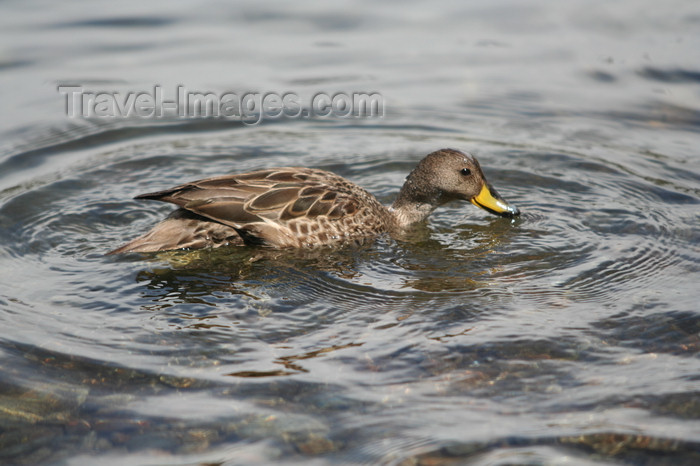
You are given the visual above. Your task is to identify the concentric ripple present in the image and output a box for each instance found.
[0,121,698,465]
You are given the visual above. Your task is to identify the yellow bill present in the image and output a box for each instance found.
[471,183,520,218]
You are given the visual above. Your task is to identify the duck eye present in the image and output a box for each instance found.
[460,168,472,176]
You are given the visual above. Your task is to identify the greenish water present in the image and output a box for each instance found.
[1,0,699,464]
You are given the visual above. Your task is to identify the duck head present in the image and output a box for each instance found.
[392,149,520,226]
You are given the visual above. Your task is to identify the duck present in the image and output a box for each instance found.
[107,148,520,254]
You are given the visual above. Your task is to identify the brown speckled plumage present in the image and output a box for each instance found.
[108,149,519,254]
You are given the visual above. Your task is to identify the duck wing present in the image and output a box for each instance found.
[134,167,377,247]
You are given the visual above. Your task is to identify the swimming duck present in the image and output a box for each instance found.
[108,148,519,254]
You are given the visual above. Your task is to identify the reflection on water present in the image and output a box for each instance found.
[1,0,699,464]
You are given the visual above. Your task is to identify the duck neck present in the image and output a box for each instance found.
[389,201,437,228]
[390,181,442,228]
[388,164,446,228]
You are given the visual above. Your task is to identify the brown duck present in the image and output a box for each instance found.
[108,149,519,254]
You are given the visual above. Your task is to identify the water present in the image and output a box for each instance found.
[1,0,699,464]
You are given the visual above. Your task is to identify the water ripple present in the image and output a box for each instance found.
[0,118,698,465]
